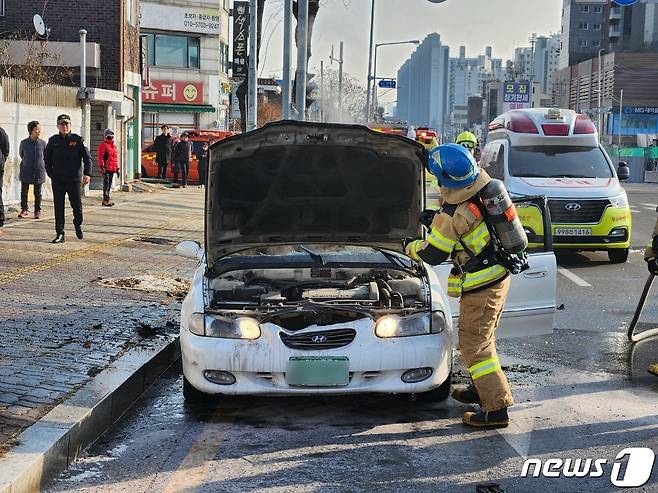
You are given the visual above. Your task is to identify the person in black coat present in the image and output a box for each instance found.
[18,121,47,219]
[153,125,173,180]
[44,114,92,243]
[0,125,9,236]
[173,133,192,188]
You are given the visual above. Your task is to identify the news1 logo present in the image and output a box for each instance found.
[613,0,639,6]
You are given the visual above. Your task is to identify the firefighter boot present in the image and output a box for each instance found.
[452,385,481,405]
[463,407,509,428]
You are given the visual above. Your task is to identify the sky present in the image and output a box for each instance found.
[257,0,563,106]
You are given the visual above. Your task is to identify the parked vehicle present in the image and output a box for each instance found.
[177,121,556,402]
[141,130,232,184]
[485,108,632,263]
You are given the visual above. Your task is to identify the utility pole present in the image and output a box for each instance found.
[598,49,604,136]
[79,29,90,196]
[365,0,375,123]
[247,0,258,131]
[295,0,309,121]
[320,60,324,123]
[330,42,344,122]
[618,88,624,149]
[282,0,293,119]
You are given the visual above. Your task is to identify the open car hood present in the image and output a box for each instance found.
[206,121,427,267]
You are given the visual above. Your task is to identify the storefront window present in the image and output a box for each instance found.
[145,33,201,69]
[219,42,230,74]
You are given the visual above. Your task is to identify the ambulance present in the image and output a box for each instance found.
[483,108,632,263]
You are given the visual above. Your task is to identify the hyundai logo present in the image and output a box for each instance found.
[311,335,328,343]
[565,203,582,212]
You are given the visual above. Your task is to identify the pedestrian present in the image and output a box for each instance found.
[153,125,173,180]
[198,140,209,188]
[404,144,517,428]
[44,114,92,243]
[97,128,119,206]
[0,124,9,237]
[455,131,479,156]
[18,121,47,219]
[173,132,191,188]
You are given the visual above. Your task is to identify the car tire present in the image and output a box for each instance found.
[415,371,452,403]
[141,165,148,178]
[608,249,629,264]
[183,375,210,403]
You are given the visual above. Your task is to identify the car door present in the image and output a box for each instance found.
[431,197,557,339]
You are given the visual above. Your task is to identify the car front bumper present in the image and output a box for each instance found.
[180,321,452,396]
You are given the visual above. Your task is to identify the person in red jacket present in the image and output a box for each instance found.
[97,128,119,206]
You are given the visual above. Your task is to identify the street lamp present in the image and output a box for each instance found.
[365,0,448,121]
[372,40,420,120]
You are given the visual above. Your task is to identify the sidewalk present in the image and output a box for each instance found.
[0,184,204,454]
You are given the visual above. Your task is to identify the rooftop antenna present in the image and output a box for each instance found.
[33,13,46,37]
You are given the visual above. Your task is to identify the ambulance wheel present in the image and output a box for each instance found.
[608,249,629,264]
[415,371,452,403]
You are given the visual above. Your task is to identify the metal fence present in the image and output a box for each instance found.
[1,77,78,107]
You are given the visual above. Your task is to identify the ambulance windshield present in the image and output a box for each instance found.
[508,146,614,179]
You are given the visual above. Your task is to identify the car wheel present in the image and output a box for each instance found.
[415,371,452,403]
[608,249,629,264]
[141,165,148,178]
[183,375,210,403]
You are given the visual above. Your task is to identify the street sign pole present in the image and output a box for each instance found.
[282,0,293,120]
[247,0,258,131]
[295,0,309,121]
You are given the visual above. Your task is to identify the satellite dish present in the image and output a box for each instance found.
[33,14,46,36]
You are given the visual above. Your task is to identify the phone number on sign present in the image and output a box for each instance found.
[184,21,220,30]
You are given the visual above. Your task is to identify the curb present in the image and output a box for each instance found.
[0,336,181,493]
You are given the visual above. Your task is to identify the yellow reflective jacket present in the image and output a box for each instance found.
[406,170,509,298]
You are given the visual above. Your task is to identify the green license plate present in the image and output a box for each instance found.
[286,357,349,387]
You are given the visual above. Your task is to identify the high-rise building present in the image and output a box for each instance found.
[606,0,658,51]
[559,0,607,69]
[395,33,450,134]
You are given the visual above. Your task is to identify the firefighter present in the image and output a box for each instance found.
[455,131,478,156]
[405,143,514,428]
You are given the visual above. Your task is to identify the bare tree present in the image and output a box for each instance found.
[317,67,366,124]
[0,2,71,86]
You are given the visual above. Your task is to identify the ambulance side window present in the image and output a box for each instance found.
[482,143,504,180]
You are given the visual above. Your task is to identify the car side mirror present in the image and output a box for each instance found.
[617,162,630,181]
[176,240,203,261]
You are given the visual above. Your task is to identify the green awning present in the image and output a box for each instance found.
[142,103,216,113]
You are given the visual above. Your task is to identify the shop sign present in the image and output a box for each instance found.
[142,80,204,104]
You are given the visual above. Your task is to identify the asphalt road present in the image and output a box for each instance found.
[47,185,658,493]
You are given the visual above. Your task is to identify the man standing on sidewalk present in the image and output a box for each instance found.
[154,125,173,180]
[45,114,92,243]
[0,124,9,237]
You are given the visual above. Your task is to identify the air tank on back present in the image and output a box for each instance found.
[478,179,528,254]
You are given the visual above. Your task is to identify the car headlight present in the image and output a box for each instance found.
[375,313,435,338]
[206,316,261,340]
[609,193,629,209]
[187,313,205,336]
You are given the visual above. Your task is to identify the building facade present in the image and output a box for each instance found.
[559,0,607,69]
[140,0,231,144]
[396,33,450,136]
[606,0,658,51]
[1,0,143,182]
[554,52,658,143]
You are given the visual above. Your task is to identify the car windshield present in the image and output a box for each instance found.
[508,146,613,179]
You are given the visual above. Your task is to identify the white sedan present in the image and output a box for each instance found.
[177,122,556,403]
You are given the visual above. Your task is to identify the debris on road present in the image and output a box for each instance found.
[98,273,189,296]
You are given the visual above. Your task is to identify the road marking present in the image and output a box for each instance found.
[0,214,196,286]
[642,203,657,210]
[162,419,232,493]
[630,208,640,213]
[644,206,658,211]
[558,267,592,287]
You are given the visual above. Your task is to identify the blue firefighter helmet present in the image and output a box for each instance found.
[427,143,479,189]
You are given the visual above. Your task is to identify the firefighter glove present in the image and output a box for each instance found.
[418,209,437,229]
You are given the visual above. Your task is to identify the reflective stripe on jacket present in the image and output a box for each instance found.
[406,170,508,298]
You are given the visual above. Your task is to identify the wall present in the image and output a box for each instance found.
[0,99,82,205]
